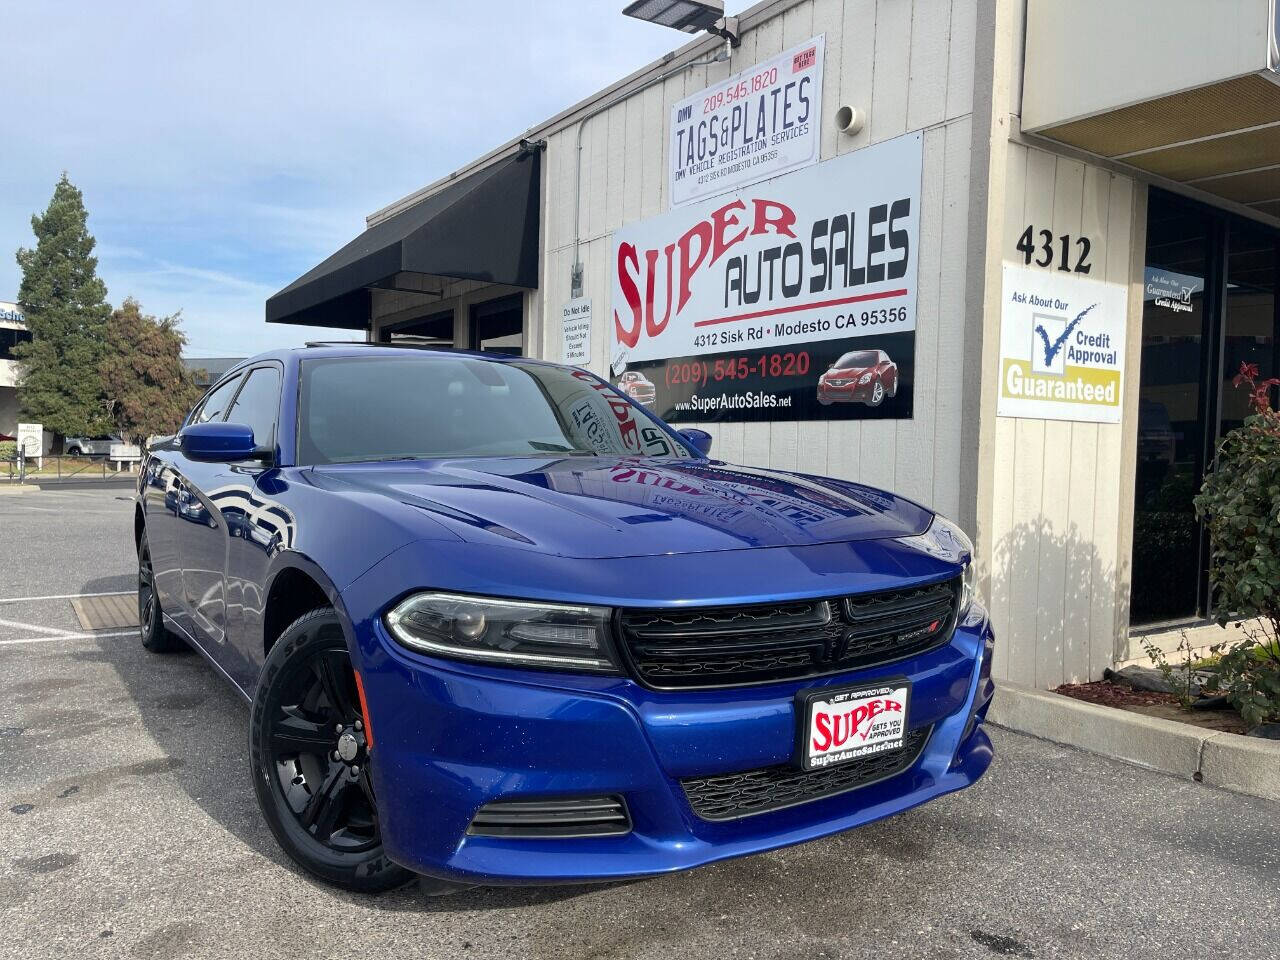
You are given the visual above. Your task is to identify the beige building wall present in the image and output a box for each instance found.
[538,0,982,523]
[967,0,1151,687]
[979,144,1146,687]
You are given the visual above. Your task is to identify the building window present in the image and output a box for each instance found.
[469,294,523,356]
[380,310,454,347]
[1131,190,1279,627]
[0,327,33,361]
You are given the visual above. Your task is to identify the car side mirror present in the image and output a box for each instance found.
[678,428,713,457]
[180,422,262,462]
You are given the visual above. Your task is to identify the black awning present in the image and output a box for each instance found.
[266,148,542,328]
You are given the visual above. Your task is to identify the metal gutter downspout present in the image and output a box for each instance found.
[570,40,733,298]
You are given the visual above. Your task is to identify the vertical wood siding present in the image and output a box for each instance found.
[985,141,1142,687]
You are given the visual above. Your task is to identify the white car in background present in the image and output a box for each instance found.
[63,434,123,456]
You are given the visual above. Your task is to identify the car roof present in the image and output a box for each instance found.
[213,344,569,382]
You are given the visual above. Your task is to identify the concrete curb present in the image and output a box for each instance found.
[988,680,1280,803]
[0,484,39,494]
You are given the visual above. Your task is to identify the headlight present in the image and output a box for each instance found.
[858,372,873,384]
[384,592,618,673]
[897,514,977,614]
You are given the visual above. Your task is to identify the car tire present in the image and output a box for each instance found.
[137,531,185,653]
[818,397,833,406]
[889,380,898,398]
[249,607,415,894]
[67,446,81,456]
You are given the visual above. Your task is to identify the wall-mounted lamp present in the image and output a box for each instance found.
[622,0,740,46]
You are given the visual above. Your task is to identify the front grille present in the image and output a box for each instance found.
[681,726,932,821]
[467,795,631,838]
[618,577,960,689]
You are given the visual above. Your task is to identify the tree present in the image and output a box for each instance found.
[13,173,113,436]
[100,299,202,444]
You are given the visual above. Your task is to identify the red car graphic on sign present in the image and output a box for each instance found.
[617,370,657,406]
[817,349,898,407]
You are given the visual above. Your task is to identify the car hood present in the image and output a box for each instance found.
[824,366,873,379]
[311,457,931,559]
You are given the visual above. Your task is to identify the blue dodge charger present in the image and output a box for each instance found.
[135,345,994,892]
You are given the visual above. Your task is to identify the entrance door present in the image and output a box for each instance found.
[469,294,523,355]
[1131,190,1280,626]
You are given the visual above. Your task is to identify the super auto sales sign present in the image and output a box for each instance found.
[611,132,923,423]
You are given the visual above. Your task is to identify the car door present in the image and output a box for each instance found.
[144,374,242,635]
[170,371,245,649]
[214,363,286,688]
[140,442,188,623]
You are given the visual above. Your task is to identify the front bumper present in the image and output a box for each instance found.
[818,380,876,403]
[349,597,995,885]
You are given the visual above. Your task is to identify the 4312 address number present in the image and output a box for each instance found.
[1015,225,1092,275]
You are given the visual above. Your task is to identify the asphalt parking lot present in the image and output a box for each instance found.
[1,487,1278,960]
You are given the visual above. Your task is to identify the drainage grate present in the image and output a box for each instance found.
[71,594,137,631]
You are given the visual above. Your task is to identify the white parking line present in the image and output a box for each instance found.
[0,629,136,647]
[0,616,85,637]
[0,590,132,604]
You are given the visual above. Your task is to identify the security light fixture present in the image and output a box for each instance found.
[622,0,739,44]
[622,0,723,32]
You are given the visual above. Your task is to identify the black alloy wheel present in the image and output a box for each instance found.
[249,608,412,893]
[137,531,184,652]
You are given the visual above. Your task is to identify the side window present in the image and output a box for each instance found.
[192,375,243,425]
[224,366,282,449]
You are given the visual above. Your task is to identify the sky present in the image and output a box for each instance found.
[0,2,682,358]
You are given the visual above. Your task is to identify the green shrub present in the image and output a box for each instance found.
[1194,362,1280,727]
[0,440,14,461]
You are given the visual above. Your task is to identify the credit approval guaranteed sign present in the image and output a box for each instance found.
[997,264,1127,423]
[669,36,824,208]
[611,132,922,424]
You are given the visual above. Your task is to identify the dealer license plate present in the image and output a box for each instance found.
[797,680,911,771]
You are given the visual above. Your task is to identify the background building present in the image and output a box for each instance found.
[268,0,1280,689]
[0,299,32,438]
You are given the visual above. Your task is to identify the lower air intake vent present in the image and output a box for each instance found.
[467,795,631,838]
[681,726,932,821]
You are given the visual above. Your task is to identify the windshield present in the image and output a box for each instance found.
[833,350,878,369]
[297,355,692,465]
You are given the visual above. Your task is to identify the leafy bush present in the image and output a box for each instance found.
[0,440,14,461]
[1194,362,1280,727]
